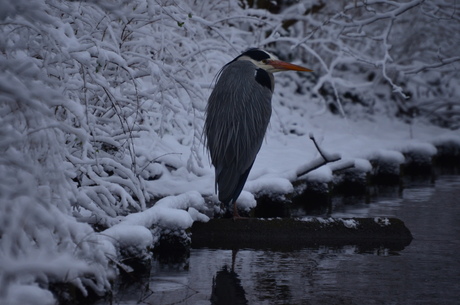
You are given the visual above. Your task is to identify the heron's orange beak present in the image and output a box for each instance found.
[268,60,313,72]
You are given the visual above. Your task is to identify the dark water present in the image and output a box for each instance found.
[103,174,460,305]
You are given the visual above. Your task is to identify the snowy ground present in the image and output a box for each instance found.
[142,109,459,212]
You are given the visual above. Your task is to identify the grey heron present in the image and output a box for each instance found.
[204,48,312,218]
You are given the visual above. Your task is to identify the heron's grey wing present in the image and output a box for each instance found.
[204,61,273,204]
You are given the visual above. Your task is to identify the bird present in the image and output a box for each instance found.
[204,48,312,218]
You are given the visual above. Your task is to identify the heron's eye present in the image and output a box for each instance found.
[262,59,269,64]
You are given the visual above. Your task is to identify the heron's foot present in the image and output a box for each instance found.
[232,214,248,221]
[232,203,248,220]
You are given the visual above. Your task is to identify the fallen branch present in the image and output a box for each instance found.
[295,133,343,178]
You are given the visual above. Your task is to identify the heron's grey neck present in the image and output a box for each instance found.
[226,60,274,92]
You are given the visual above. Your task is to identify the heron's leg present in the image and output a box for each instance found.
[233,202,240,217]
[232,202,247,220]
[231,249,238,271]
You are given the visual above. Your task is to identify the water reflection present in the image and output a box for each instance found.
[211,265,247,304]
[99,175,460,304]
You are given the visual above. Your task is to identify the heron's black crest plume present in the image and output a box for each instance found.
[237,48,271,61]
[214,48,271,83]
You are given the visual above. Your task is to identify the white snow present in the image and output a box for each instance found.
[341,219,359,229]
[353,158,373,172]
[245,176,294,196]
[103,225,154,251]
[369,150,406,165]
[100,191,208,255]
[374,217,391,227]
[432,135,460,148]
[300,217,358,229]
[235,191,258,211]
[400,142,437,157]
[4,284,55,305]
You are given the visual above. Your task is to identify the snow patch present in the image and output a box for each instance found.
[236,191,257,211]
[188,207,210,222]
[355,159,372,172]
[374,217,391,226]
[103,225,154,250]
[5,284,55,305]
[305,166,333,183]
[400,142,437,157]
[99,192,208,257]
[301,217,336,225]
[300,217,359,229]
[341,218,359,229]
[432,135,460,148]
[369,150,405,164]
[245,176,294,195]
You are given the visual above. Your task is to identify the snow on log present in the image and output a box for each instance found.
[191,217,412,251]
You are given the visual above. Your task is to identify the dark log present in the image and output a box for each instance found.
[191,217,412,251]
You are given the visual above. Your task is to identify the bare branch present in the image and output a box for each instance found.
[404,56,460,74]
[296,134,342,178]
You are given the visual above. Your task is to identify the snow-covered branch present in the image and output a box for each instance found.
[404,56,460,74]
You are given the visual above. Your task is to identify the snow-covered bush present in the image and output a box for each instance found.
[0,2,114,302]
[253,0,460,128]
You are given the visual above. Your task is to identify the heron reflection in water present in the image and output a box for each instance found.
[211,250,248,305]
